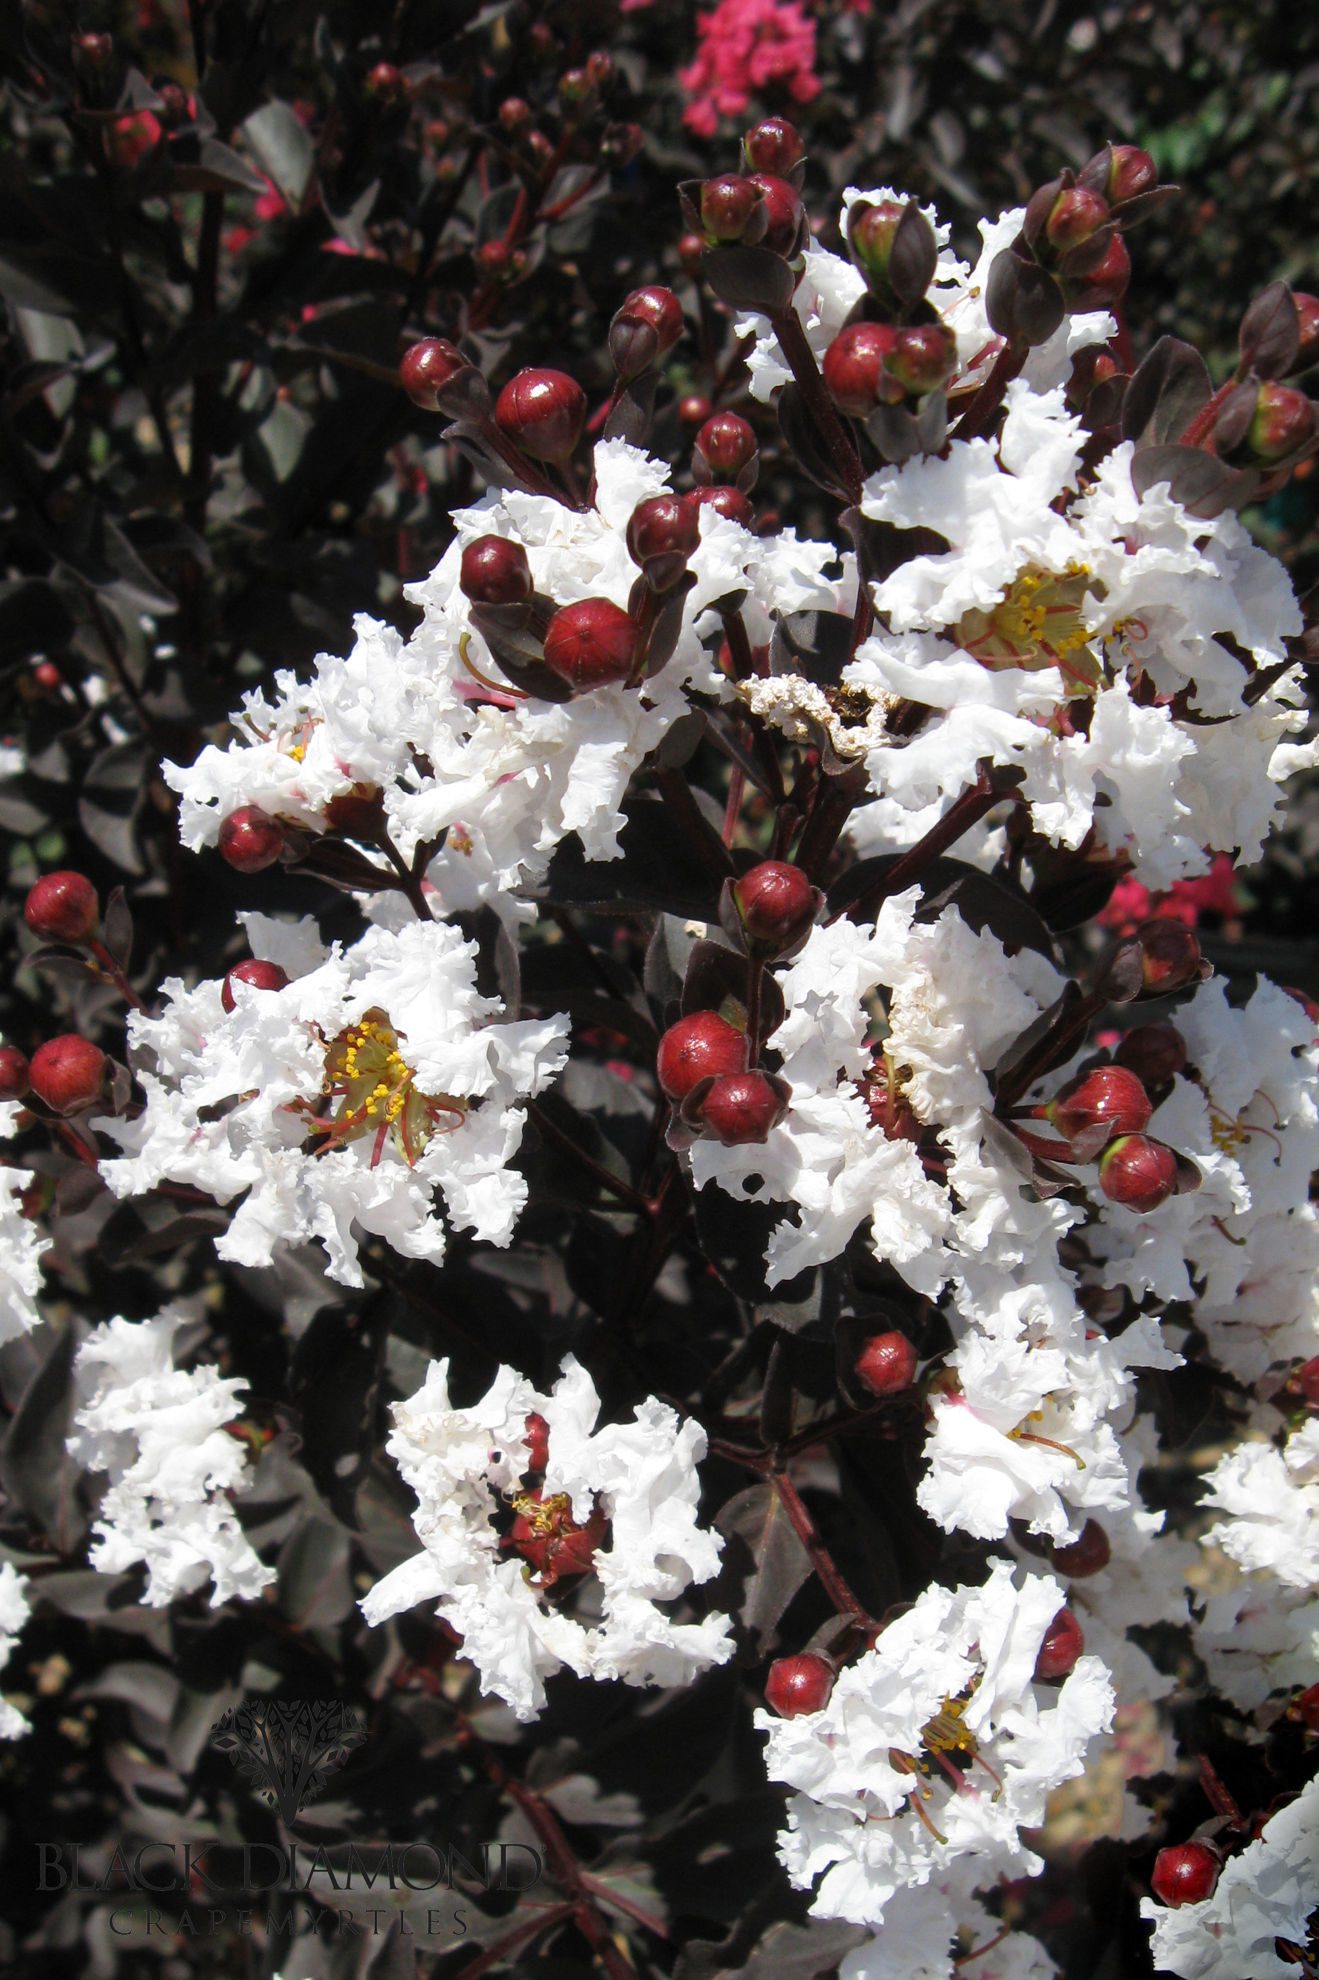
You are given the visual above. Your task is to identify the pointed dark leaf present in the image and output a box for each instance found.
[692,1186,815,1305]
[1122,337,1212,445]
[1239,280,1301,382]
[887,202,937,306]
[715,1483,812,1649]
[4,1324,85,1551]
[681,939,785,1036]
[102,885,133,972]
[1130,443,1259,517]
[778,382,852,498]
[864,400,924,463]
[539,797,732,919]
[985,248,1064,347]
[604,369,658,447]
[1214,379,1261,457]
[770,610,854,689]
[701,245,798,317]
[242,100,314,207]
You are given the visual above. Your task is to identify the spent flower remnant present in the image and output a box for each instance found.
[7,90,1319,1980]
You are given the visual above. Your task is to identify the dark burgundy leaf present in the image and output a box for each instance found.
[1239,280,1301,381]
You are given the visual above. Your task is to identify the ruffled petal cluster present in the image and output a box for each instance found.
[1142,1775,1319,1979]
[0,1560,33,1740]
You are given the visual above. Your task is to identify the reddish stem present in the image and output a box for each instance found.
[949,341,1027,443]
[834,777,1001,925]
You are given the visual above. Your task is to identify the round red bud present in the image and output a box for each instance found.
[497,97,531,132]
[822,322,898,418]
[25,870,99,946]
[1288,1356,1319,1407]
[33,661,63,692]
[1046,187,1110,252]
[365,62,407,106]
[221,959,290,1014]
[700,175,763,243]
[557,66,597,112]
[854,1330,920,1398]
[849,199,904,283]
[1150,1842,1220,1909]
[1114,1022,1188,1087]
[1098,1134,1179,1213]
[522,1411,551,1474]
[400,338,470,411]
[680,394,713,428]
[460,535,533,606]
[610,286,685,383]
[73,31,114,68]
[0,1047,31,1101]
[696,1071,789,1145]
[732,860,819,953]
[678,232,706,276]
[657,1012,749,1102]
[1050,1518,1111,1578]
[494,368,586,464]
[1244,381,1317,463]
[219,806,285,874]
[626,493,700,587]
[692,485,754,528]
[885,323,959,397]
[1294,293,1319,369]
[694,411,758,483]
[746,174,804,256]
[586,50,613,86]
[1069,232,1131,310]
[765,1652,835,1718]
[542,599,638,692]
[1034,1607,1085,1681]
[1048,1064,1152,1150]
[1136,917,1202,995]
[29,1035,108,1115]
[743,117,805,178]
[1107,144,1158,205]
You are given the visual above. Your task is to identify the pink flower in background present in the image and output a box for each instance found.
[679,0,820,138]
[1099,852,1243,934]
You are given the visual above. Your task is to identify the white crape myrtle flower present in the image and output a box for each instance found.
[1,1098,49,1344]
[1192,1560,1319,1713]
[848,381,1311,889]
[360,1354,733,1721]
[67,1311,276,1608]
[1142,1773,1319,1980]
[0,1560,33,1739]
[166,442,844,914]
[1094,977,1319,1326]
[98,913,569,1289]
[840,1862,1057,1980]
[1200,1418,1319,1591]
[757,1559,1114,1929]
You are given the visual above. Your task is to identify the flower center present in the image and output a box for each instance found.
[305,1008,467,1167]
[505,1487,607,1588]
[954,563,1100,690]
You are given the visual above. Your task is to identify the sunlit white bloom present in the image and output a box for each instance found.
[67,1312,276,1608]
[758,1560,1113,1927]
[1193,1561,1319,1712]
[1200,1418,1319,1590]
[1,1099,48,1344]
[360,1355,732,1720]
[840,1863,1057,1980]
[98,915,569,1289]
[1142,1773,1319,1979]
[0,1560,33,1739]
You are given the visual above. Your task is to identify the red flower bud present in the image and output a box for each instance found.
[522,1412,551,1474]
[1135,917,1202,995]
[746,174,805,256]
[494,368,586,464]
[1114,1022,1188,1087]
[692,485,755,528]
[460,535,533,606]
[1098,1135,1179,1213]
[542,599,638,692]
[219,806,285,874]
[0,1047,30,1102]
[1046,187,1110,252]
[656,1012,749,1102]
[497,97,531,132]
[586,50,613,87]
[1047,1064,1152,1155]
[743,117,805,179]
[626,493,700,589]
[1107,145,1158,205]
[694,1071,790,1145]
[822,322,898,418]
[765,1652,835,1717]
[854,1331,920,1398]
[700,174,763,243]
[400,338,472,411]
[1034,1607,1085,1681]
[221,959,291,1013]
[678,232,706,276]
[1294,294,1319,370]
[609,286,685,383]
[1243,381,1317,463]
[1288,1356,1319,1407]
[693,411,758,485]
[29,1036,108,1115]
[1150,1843,1220,1909]
[73,31,114,68]
[25,871,99,946]
[558,66,597,112]
[1050,1518,1111,1578]
[731,860,819,955]
[885,323,959,397]
[365,62,407,107]
[33,661,63,692]
[680,395,713,428]
[848,199,904,284]
[1069,232,1131,311]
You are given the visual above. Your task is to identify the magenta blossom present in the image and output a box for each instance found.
[678,0,821,138]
